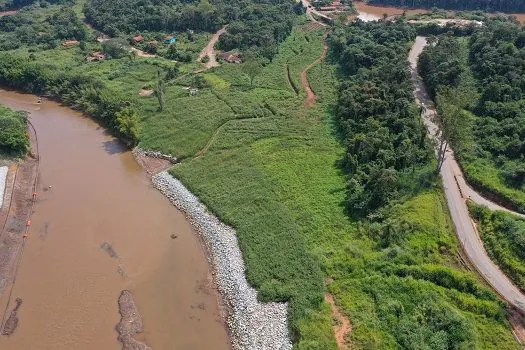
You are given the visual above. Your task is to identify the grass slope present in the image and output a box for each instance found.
[470,203,525,291]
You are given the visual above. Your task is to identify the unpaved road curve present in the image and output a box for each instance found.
[198,26,227,69]
[300,0,330,26]
[409,36,525,313]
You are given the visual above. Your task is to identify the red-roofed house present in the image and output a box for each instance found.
[132,35,144,43]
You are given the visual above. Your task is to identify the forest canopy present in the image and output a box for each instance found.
[331,21,431,216]
[84,0,299,59]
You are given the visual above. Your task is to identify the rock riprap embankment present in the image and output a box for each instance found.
[132,147,177,164]
[152,171,293,350]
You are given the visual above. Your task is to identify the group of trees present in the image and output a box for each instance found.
[216,0,300,60]
[418,36,464,98]
[84,0,221,36]
[0,6,88,50]
[84,0,299,60]
[369,0,525,12]
[0,0,72,11]
[0,54,140,144]
[331,21,431,216]
[470,23,525,188]
[420,23,525,190]
[0,104,28,157]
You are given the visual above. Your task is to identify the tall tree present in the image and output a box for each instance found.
[241,58,262,87]
[154,70,166,111]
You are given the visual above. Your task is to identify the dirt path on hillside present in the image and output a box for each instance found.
[0,10,17,17]
[325,294,351,349]
[409,36,525,315]
[198,26,227,69]
[301,35,328,107]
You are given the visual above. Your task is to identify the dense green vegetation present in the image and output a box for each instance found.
[419,36,464,98]
[419,22,525,211]
[0,4,88,50]
[0,104,28,156]
[331,21,431,216]
[0,0,72,11]
[84,0,300,59]
[470,203,525,291]
[0,0,520,347]
[369,0,525,12]
[0,54,140,144]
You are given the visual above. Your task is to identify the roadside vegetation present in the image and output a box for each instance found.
[0,0,521,348]
[0,104,28,157]
[419,21,525,212]
[470,203,525,291]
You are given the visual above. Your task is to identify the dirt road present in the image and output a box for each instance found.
[198,26,226,69]
[409,36,525,313]
[300,0,330,26]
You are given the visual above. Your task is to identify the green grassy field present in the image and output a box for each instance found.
[165,25,517,350]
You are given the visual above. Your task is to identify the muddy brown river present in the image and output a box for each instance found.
[0,90,230,349]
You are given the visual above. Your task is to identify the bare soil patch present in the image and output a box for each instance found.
[116,290,151,350]
[198,26,227,70]
[0,10,17,17]
[133,151,171,176]
[139,89,154,97]
[325,293,351,349]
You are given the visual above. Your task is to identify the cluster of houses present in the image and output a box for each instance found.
[132,34,176,46]
[62,32,243,65]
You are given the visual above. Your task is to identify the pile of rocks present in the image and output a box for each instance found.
[116,290,151,350]
[132,147,178,164]
[152,171,293,350]
[0,166,7,208]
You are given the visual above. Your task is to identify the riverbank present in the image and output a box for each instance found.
[153,171,292,349]
[0,91,231,350]
[0,116,38,322]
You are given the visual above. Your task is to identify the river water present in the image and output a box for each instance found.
[0,90,230,349]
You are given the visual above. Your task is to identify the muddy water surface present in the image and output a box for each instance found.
[0,90,230,350]
[354,1,428,19]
